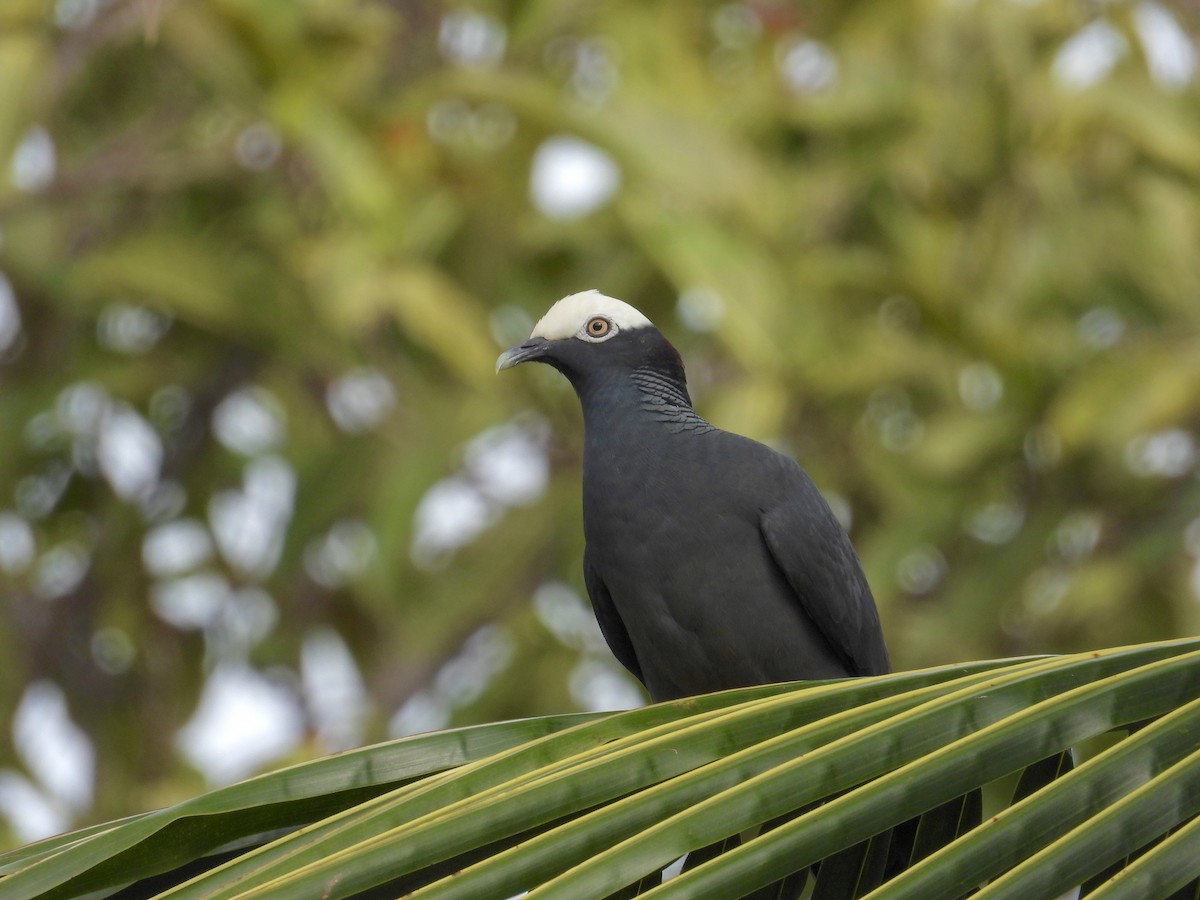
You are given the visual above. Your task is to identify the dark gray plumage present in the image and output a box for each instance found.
[498,290,889,701]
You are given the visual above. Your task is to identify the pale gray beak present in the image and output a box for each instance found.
[496,337,550,373]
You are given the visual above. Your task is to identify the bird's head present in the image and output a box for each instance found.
[496,290,685,391]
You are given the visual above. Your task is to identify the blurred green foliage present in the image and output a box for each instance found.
[1,0,1199,846]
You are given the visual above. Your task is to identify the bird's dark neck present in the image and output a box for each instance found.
[627,365,713,433]
[577,352,714,438]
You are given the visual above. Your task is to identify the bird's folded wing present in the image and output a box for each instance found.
[760,502,891,676]
[583,547,645,684]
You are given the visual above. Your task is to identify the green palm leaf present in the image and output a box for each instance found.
[1,639,1198,900]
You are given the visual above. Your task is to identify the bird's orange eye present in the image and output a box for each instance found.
[586,317,611,338]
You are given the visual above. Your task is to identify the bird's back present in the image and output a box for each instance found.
[582,416,887,701]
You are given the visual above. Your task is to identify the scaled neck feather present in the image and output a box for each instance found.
[629,365,715,435]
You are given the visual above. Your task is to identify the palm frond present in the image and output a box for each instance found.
[2,640,1198,899]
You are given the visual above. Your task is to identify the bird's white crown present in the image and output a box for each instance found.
[530,290,654,341]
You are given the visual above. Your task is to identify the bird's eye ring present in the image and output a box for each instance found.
[585,317,611,339]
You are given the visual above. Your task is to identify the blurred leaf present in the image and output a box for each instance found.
[66,234,245,330]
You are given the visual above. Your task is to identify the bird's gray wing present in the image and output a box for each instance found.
[760,500,890,676]
[583,546,645,685]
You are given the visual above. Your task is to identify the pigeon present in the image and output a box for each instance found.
[498,290,889,702]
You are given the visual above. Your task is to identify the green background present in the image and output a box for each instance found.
[1,0,1198,846]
